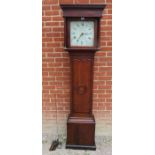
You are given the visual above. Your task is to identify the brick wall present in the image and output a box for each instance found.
[42,0,112,138]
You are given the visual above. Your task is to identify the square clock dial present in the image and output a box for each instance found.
[70,21,94,47]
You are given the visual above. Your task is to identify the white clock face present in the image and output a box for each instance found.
[70,21,94,47]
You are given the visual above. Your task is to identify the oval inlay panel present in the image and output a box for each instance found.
[77,85,87,95]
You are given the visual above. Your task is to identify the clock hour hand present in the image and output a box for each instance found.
[83,32,91,35]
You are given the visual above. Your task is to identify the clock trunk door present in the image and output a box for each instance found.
[72,58,93,114]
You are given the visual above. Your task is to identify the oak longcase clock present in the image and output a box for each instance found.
[60,4,106,150]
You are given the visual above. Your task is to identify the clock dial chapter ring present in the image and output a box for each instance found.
[70,20,95,47]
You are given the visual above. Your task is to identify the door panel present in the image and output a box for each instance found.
[72,59,92,113]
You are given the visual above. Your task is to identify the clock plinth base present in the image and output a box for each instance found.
[66,115,96,150]
[66,144,96,150]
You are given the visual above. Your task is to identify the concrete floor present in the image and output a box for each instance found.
[42,136,112,155]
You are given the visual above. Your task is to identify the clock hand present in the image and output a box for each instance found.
[77,32,84,41]
[83,32,91,35]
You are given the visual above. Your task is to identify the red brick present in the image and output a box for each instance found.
[43,85,55,89]
[45,11,60,16]
[106,90,112,94]
[101,20,106,25]
[108,9,112,14]
[42,5,50,10]
[54,47,64,52]
[100,47,112,51]
[63,63,70,67]
[95,77,111,80]
[45,22,59,26]
[49,71,63,76]
[46,32,61,37]
[42,0,59,5]
[47,42,61,47]
[97,85,111,90]
[42,53,46,58]
[107,41,112,46]
[59,0,74,4]
[100,37,112,41]
[42,58,55,62]
[55,67,70,72]
[56,76,69,81]
[54,37,64,42]
[51,6,60,10]
[48,62,63,67]
[98,57,112,62]
[55,57,69,62]
[42,63,47,68]
[42,47,54,53]
[106,31,112,36]
[52,16,63,21]
[47,53,62,57]
[105,103,112,110]
[57,93,69,98]
[106,81,112,86]
[99,67,112,71]
[90,0,106,3]
[107,72,112,76]
[42,42,46,47]
[42,38,53,42]
[43,68,55,72]
[42,82,48,85]
[42,27,51,33]
[95,52,106,56]
[101,26,112,31]
[107,52,112,57]
[42,17,51,21]
[106,0,112,3]
[101,32,107,36]
[42,71,48,76]
[107,4,112,9]
[75,0,90,3]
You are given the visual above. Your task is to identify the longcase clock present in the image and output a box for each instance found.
[60,4,106,150]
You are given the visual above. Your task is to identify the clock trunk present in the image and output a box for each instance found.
[66,51,96,150]
[72,55,93,114]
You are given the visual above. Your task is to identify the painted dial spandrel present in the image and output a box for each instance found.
[70,21,94,47]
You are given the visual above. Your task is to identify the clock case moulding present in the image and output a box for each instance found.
[60,4,106,150]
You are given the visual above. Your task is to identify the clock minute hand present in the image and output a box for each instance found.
[77,32,84,41]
